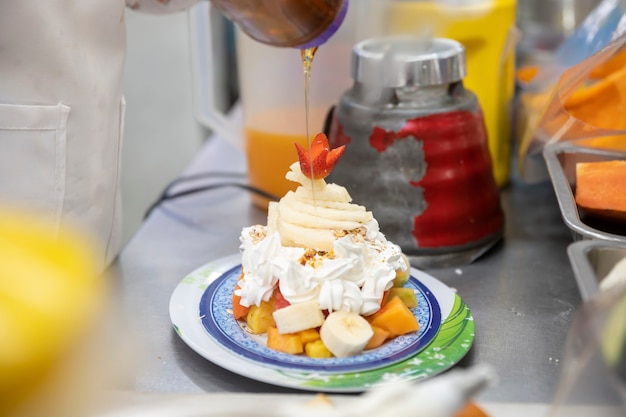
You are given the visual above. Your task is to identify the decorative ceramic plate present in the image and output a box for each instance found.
[198,264,440,373]
[170,254,475,392]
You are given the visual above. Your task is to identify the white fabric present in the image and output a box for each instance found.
[0,0,197,270]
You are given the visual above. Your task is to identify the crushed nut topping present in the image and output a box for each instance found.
[349,228,366,244]
[300,248,317,266]
[299,248,335,268]
[247,225,267,244]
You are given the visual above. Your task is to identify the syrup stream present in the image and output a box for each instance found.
[301,47,318,202]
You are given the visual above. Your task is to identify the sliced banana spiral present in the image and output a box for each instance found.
[268,163,373,251]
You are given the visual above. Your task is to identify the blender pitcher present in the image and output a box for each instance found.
[327,37,505,268]
[189,0,383,209]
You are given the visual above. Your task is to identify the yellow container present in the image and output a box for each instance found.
[385,0,517,186]
[0,210,107,416]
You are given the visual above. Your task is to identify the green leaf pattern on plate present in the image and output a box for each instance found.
[182,264,229,290]
[279,293,474,390]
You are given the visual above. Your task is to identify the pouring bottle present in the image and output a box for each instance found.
[210,0,349,48]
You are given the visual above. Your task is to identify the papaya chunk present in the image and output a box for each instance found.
[267,326,303,354]
[576,160,626,221]
[364,325,390,350]
[232,282,249,320]
[367,296,419,337]
[298,328,320,344]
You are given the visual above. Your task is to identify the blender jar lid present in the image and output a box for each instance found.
[351,37,466,87]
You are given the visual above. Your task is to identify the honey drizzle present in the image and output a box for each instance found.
[301,46,318,202]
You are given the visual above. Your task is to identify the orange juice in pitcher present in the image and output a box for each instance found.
[244,107,329,208]
[385,0,517,186]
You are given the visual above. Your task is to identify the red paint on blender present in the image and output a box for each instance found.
[369,110,504,248]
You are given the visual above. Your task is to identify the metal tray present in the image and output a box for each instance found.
[568,240,626,300]
[543,143,626,242]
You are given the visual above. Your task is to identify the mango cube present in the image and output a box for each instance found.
[246,298,275,334]
[305,339,333,358]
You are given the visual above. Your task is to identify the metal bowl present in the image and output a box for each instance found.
[543,143,626,242]
[568,240,626,300]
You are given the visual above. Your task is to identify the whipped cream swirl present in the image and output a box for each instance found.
[239,222,406,316]
[237,163,408,316]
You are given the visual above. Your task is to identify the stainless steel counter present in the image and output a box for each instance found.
[110,135,620,405]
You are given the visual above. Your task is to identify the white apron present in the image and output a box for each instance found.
[0,0,197,270]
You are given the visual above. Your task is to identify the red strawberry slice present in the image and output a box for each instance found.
[273,288,291,310]
[295,133,345,179]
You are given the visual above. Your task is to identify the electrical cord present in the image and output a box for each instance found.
[144,104,336,220]
[143,171,278,219]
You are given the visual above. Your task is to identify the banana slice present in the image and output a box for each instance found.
[320,311,374,357]
[277,221,336,251]
[274,164,374,250]
[272,300,325,334]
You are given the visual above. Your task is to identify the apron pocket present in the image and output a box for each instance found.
[0,102,70,232]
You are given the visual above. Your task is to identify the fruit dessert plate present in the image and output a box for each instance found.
[170,254,475,392]
[200,264,440,373]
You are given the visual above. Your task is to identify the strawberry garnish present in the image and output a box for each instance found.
[273,288,291,310]
[295,133,345,179]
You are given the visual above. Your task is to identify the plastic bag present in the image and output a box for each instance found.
[550,281,626,416]
[516,0,626,183]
